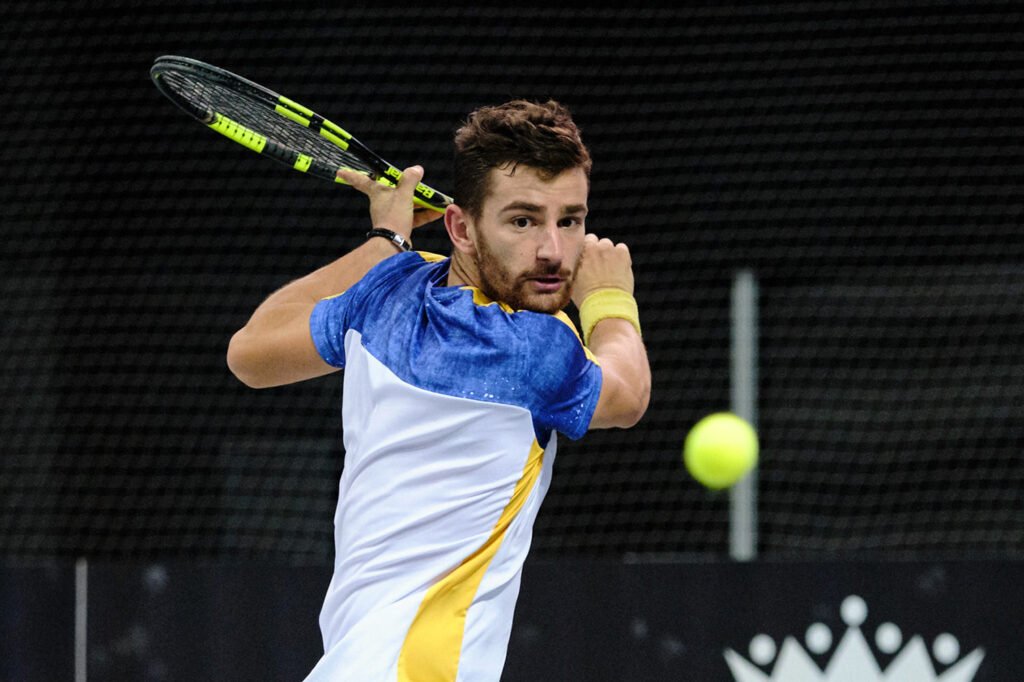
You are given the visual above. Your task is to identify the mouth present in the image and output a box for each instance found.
[527,275,564,294]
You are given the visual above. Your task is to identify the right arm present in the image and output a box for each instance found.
[226,165,440,388]
[226,237,406,388]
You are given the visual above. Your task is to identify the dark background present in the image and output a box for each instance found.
[3,2,1023,680]
[6,1,1020,562]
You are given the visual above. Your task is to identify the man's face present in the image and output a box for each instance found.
[468,165,589,314]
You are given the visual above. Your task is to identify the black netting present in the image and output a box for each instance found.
[2,2,1023,561]
[759,266,1024,557]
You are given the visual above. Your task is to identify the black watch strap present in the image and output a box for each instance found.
[366,228,413,252]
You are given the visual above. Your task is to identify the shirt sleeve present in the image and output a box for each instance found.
[310,289,353,368]
[520,312,603,440]
[308,251,436,369]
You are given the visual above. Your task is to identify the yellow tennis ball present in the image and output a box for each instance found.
[683,412,759,490]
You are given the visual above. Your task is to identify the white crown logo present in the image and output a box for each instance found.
[724,594,985,682]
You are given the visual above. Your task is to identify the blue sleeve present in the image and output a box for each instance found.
[310,290,353,368]
[520,314,603,441]
[309,251,436,369]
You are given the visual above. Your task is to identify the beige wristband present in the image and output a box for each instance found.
[578,288,642,346]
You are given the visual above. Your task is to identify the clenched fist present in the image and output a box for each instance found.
[571,233,635,307]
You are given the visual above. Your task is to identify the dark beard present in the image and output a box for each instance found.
[473,235,576,314]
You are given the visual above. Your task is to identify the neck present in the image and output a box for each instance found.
[446,251,479,289]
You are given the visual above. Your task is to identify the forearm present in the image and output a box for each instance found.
[248,237,399,323]
[588,318,651,427]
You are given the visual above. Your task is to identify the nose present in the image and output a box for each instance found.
[536,222,564,263]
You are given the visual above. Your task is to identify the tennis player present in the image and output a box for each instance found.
[227,100,650,681]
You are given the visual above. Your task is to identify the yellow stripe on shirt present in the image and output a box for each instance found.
[397,439,545,681]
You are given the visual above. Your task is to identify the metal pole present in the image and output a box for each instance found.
[730,269,758,561]
[75,557,88,682]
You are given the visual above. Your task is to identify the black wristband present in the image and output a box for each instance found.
[366,227,412,252]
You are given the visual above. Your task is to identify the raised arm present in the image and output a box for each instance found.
[571,233,651,429]
[226,165,440,388]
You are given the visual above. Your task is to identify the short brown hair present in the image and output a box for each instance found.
[453,99,592,219]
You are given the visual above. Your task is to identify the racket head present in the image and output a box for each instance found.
[150,55,452,212]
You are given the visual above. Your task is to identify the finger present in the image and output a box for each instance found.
[336,167,376,193]
[584,232,599,244]
[615,242,632,264]
[395,165,425,202]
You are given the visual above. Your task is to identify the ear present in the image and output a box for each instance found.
[445,204,477,257]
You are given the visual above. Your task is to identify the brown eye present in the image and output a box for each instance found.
[512,217,531,229]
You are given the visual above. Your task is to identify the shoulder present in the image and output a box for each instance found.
[509,308,600,397]
[508,310,602,440]
[367,250,446,280]
[316,252,448,333]
[341,251,447,302]
[511,309,595,361]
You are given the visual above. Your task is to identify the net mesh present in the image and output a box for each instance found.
[759,266,1024,556]
[2,2,1023,561]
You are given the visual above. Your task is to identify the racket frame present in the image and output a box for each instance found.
[150,55,451,212]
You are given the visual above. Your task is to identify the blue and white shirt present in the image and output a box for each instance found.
[304,251,602,681]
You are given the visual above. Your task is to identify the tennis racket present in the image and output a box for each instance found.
[150,55,452,213]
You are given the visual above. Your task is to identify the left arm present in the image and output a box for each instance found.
[571,234,651,429]
[587,318,650,429]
